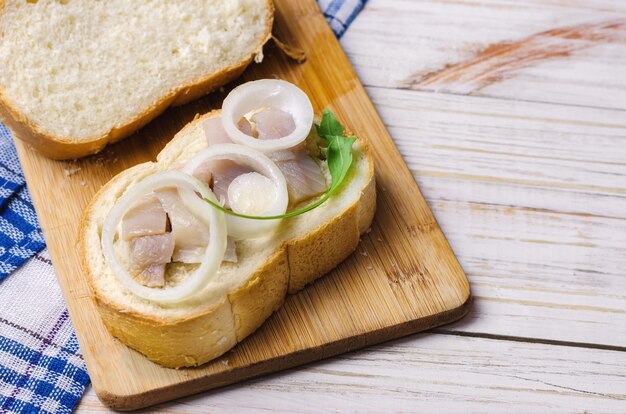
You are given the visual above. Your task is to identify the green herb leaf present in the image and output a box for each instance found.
[317,108,345,137]
[204,109,356,220]
[326,134,356,194]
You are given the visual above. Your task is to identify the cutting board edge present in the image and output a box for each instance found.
[93,290,472,411]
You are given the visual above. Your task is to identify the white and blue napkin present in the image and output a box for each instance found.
[0,126,89,414]
[319,0,366,37]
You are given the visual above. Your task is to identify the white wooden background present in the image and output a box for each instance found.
[77,0,626,412]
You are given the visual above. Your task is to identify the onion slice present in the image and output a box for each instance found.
[221,79,314,152]
[101,171,227,304]
[182,144,289,239]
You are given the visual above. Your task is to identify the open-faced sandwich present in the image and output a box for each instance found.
[80,80,376,368]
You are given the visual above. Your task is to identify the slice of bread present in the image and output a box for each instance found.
[0,0,273,159]
[80,111,376,368]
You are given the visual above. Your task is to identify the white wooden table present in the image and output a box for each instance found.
[77,1,626,412]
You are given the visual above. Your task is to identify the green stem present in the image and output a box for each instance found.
[203,191,332,220]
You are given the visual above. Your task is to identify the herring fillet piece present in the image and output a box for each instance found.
[154,188,210,263]
[203,159,255,208]
[252,108,297,140]
[121,195,167,241]
[203,117,233,147]
[0,0,274,159]
[275,155,328,203]
[130,234,175,287]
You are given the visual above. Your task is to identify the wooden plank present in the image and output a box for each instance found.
[433,198,626,345]
[76,333,626,413]
[368,86,626,218]
[341,0,626,110]
[10,0,470,410]
[366,86,626,346]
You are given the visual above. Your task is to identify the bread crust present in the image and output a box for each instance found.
[0,0,274,160]
[80,112,376,368]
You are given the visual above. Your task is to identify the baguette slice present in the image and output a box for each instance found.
[0,0,273,160]
[80,111,376,368]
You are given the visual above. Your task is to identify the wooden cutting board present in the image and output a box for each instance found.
[12,0,470,410]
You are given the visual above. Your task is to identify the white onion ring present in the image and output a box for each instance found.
[221,79,314,152]
[101,171,227,304]
[182,143,289,239]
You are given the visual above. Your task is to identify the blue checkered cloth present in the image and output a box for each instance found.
[0,254,90,414]
[319,0,367,37]
[0,125,46,280]
[0,126,89,414]
[0,1,364,412]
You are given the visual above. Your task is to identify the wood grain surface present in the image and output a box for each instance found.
[10,0,470,411]
[74,0,626,411]
[77,334,626,413]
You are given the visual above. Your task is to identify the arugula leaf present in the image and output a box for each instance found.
[317,108,345,137]
[326,133,356,194]
[204,109,356,220]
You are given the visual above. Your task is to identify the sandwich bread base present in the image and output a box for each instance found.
[80,111,376,368]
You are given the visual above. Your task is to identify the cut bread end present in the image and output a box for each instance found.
[0,0,274,159]
[80,111,376,368]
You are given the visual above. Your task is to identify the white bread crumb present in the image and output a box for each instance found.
[63,166,81,177]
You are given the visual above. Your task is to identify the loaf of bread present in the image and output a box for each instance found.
[0,0,273,159]
[79,111,376,368]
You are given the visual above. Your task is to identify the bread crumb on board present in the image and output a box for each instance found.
[63,166,81,177]
[254,48,264,63]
